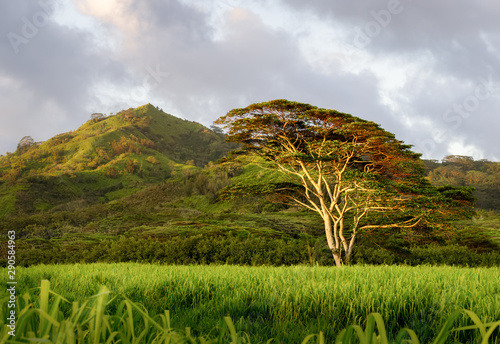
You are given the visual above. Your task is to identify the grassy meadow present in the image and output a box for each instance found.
[2,263,499,342]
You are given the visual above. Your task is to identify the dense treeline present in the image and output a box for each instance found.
[10,234,500,268]
[424,155,500,210]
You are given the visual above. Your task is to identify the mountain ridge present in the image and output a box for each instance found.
[0,104,237,216]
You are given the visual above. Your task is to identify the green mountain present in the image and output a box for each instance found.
[0,104,237,216]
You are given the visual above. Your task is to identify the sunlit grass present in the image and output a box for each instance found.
[1,279,499,343]
[2,264,499,342]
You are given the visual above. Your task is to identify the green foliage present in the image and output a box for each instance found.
[81,235,311,266]
[2,152,499,268]
[451,209,500,251]
[354,244,500,266]
[424,156,500,210]
[16,135,35,154]
[218,181,300,201]
[9,228,500,268]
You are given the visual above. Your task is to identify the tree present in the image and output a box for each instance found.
[17,135,34,153]
[126,159,137,174]
[210,125,224,134]
[216,100,473,266]
[90,113,105,122]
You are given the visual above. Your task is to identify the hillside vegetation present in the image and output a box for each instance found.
[0,104,237,216]
[423,155,500,210]
[0,105,499,267]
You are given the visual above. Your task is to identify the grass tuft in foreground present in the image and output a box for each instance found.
[1,280,499,343]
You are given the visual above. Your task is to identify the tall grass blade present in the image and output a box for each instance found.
[336,324,367,344]
[92,286,111,344]
[302,333,323,344]
[122,296,168,333]
[462,309,487,338]
[430,310,463,344]
[439,309,499,344]
[223,316,239,344]
[39,279,50,335]
[394,328,420,344]
[481,320,500,344]
[365,313,389,344]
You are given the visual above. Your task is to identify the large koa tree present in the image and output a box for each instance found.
[216,100,473,266]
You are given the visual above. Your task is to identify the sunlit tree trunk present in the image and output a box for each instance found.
[322,206,343,267]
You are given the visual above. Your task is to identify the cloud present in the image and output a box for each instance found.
[0,0,127,153]
[98,2,390,123]
[279,0,500,159]
[0,0,498,161]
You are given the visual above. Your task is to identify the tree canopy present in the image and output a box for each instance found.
[17,135,35,153]
[90,113,105,122]
[424,156,500,210]
[216,99,474,266]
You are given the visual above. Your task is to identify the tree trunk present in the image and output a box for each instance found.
[323,214,343,267]
[344,235,356,265]
[332,252,343,267]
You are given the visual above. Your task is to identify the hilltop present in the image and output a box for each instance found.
[0,104,237,216]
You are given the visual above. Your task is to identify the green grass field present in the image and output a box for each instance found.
[2,263,499,343]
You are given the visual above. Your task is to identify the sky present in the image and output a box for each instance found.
[1,0,499,161]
